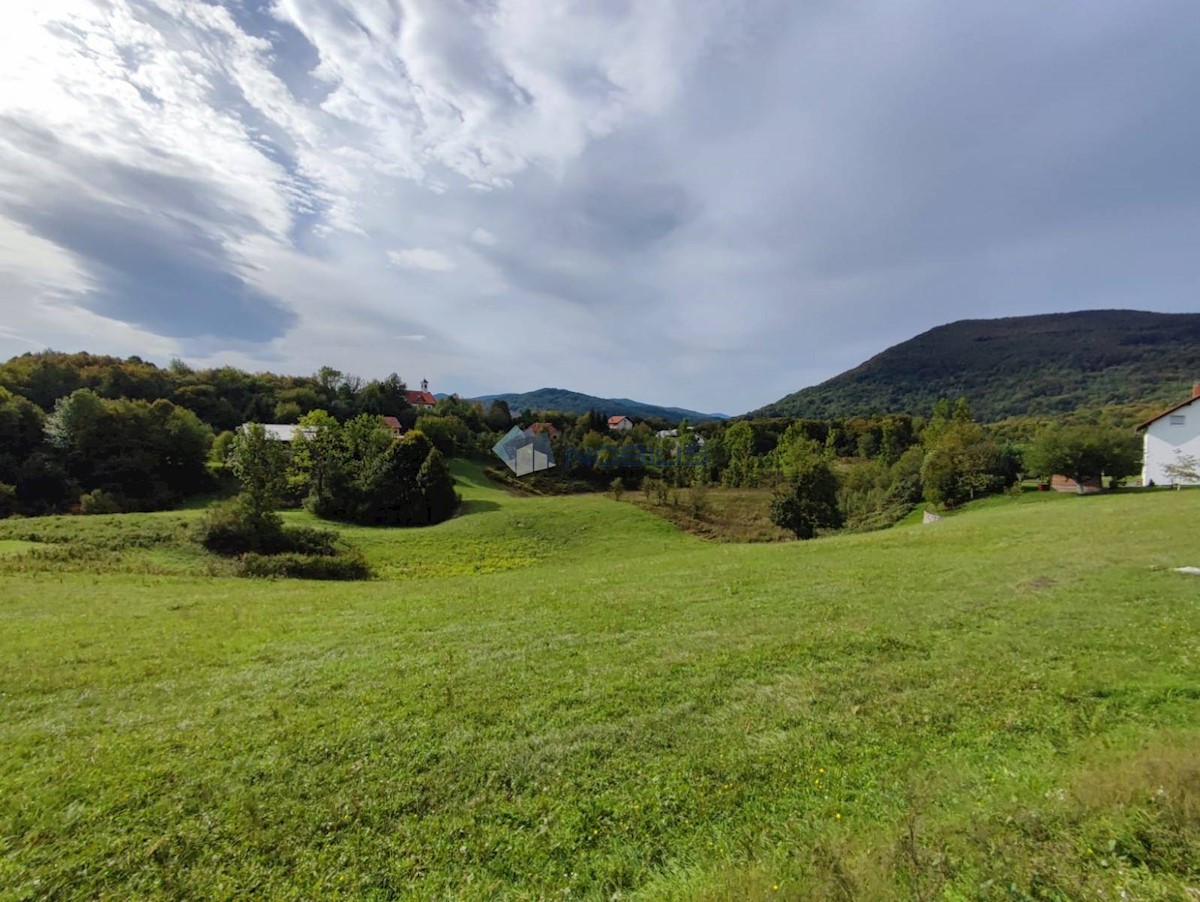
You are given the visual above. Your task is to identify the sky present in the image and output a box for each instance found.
[1,0,1198,416]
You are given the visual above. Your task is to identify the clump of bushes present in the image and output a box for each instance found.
[770,456,843,539]
[301,420,460,526]
[236,551,371,581]
[0,483,16,519]
[197,501,371,581]
[197,499,341,554]
[196,425,372,580]
[79,489,122,515]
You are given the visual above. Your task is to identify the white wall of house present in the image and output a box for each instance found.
[1142,397,1200,485]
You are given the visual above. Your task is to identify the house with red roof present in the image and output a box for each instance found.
[381,416,403,435]
[405,378,437,410]
[607,415,633,432]
[528,422,560,439]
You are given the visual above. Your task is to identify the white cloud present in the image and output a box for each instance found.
[388,248,457,272]
[470,227,498,246]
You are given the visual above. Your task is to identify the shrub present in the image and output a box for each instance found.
[0,483,16,519]
[770,457,843,539]
[282,525,341,556]
[79,489,122,515]
[198,497,287,555]
[610,477,624,501]
[311,427,460,526]
[689,481,711,519]
[653,479,670,505]
[198,498,344,558]
[236,551,372,581]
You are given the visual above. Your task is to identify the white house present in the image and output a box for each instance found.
[656,427,706,446]
[240,423,315,442]
[608,415,633,432]
[1137,382,1200,486]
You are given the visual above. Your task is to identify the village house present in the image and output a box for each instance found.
[608,415,633,432]
[527,422,561,439]
[241,424,315,442]
[405,378,438,410]
[1137,382,1200,486]
[381,416,403,435]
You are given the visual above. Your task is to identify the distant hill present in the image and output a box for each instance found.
[471,388,729,423]
[752,310,1200,421]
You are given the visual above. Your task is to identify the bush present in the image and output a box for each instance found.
[198,499,344,558]
[689,481,711,519]
[79,489,122,515]
[282,525,341,556]
[198,497,287,555]
[236,551,372,581]
[0,483,16,519]
[609,477,625,501]
[310,427,460,526]
[770,457,843,539]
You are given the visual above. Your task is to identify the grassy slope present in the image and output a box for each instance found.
[2,464,1200,899]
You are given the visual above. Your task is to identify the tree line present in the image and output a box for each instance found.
[0,350,1147,532]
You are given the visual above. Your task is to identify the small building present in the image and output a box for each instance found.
[527,422,560,439]
[657,427,706,446]
[1137,382,1200,486]
[608,415,633,432]
[405,378,438,410]
[381,416,403,435]
[241,424,315,442]
[1050,474,1103,494]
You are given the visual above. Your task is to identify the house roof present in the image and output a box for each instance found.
[528,422,560,437]
[405,390,437,406]
[608,414,630,425]
[242,424,314,441]
[381,416,403,431]
[1136,394,1199,430]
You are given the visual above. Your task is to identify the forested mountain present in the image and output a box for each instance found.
[753,310,1200,421]
[473,388,729,423]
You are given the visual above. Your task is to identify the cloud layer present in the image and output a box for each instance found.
[1,0,1198,413]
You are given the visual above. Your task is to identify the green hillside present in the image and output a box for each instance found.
[3,464,1200,898]
[473,387,729,422]
[753,309,1200,421]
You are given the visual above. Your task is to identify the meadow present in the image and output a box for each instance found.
[1,463,1199,899]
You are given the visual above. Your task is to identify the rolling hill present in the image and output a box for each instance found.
[752,309,1200,421]
[471,387,729,423]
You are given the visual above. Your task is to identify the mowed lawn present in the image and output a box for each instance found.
[2,466,1200,900]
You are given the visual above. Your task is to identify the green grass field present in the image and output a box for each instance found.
[2,463,1199,899]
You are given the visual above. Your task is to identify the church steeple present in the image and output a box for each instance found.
[421,378,429,393]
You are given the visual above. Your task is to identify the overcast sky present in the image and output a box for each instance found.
[1,0,1198,414]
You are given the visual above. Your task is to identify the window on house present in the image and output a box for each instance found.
[1169,414,1186,425]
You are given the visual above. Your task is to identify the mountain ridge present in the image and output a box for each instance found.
[467,387,729,423]
[751,309,1200,421]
